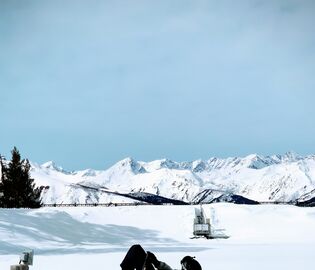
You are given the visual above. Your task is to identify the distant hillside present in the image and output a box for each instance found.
[23,153,315,205]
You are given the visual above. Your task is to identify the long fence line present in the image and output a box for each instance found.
[42,201,304,207]
[42,202,150,207]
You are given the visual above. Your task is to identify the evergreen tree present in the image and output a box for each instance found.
[0,147,42,208]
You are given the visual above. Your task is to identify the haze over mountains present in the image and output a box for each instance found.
[24,152,315,205]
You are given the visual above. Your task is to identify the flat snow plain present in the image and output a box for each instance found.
[1,204,315,270]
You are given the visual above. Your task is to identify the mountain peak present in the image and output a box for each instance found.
[282,151,300,161]
[118,157,134,166]
[192,159,206,172]
[41,161,69,174]
[42,161,58,169]
[159,158,179,169]
[114,157,147,174]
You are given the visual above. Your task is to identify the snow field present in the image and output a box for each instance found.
[1,204,315,270]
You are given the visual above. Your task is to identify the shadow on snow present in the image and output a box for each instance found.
[0,209,211,255]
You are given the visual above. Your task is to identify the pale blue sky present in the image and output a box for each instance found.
[1,0,315,170]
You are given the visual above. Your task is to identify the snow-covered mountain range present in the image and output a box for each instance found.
[25,152,315,205]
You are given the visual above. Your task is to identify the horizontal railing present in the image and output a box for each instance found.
[42,202,150,207]
[41,201,307,207]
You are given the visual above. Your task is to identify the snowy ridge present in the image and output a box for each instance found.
[26,153,315,205]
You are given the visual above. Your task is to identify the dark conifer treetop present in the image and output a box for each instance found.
[0,147,42,208]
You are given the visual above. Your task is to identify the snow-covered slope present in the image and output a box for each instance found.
[26,153,315,204]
